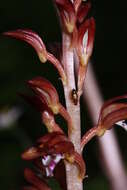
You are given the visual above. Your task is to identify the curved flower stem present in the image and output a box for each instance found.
[47,52,67,85]
[59,103,73,135]
[62,33,83,190]
[81,126,98,152]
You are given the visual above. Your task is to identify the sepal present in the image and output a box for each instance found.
[97,94,127,135]
[74,0,82,11]
[81,94,127,151]
[22,132,75,160]
[77,17,95,96]
[3,30,66,84]
[55,0,76,33]
[22,132,75,177]
[77,17,95,66]
[42,111,64,133]
[77,1,91,23]
[3,29,47,63]
[74,152,86,180]
[27,77,73,134]
[28,77,60,114]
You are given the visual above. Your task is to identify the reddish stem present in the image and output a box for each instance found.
[47,52,67,85]
[59,103,73,135]
[81,126,98,152]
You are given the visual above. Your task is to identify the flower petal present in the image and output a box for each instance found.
[37,132,62,144]
[74,0,82,11]
[3,29,47,63]
[22,147,41,160]
[77,2,91,23]
[99,94,127,117]
[3,30,67,84]
[96,94,127,135]
[20,93,63,133]
[42,154,64,177]
[101,107,127,130]
[51,141,74,155]
[19,93,50,113]
[28,77,60,114]
[55,0,76,33]
[37,132,74,155]
[78,17,95,65]
[77,18,95,96]
[27,77,72,134]
[42,111,64,133]
[22,132,74,162]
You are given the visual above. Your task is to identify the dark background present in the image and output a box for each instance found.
[0,0,127,189]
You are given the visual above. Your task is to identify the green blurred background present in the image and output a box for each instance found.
[0,0,127,189]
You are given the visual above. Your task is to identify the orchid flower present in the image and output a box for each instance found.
[77,17,95,96]
[20,93,63,133]
[22,132,86,180]
[3,1,120,190]
[3,30,67,85]
[81,94,127,151]
[97,94,127,135]
[27,76,73,134]
[55,0,76,33]
[77,1,91,23]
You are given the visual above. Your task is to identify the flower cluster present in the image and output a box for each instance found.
[22,132,75,176]
[2,1,127,189]
[4,0,95,99]
[21,126,85,189]
[54,0,95,97]
[20,77,85,189]
[3,0,94,189]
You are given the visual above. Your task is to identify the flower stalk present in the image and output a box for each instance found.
[62,32,83,190]
[3,0,127,190]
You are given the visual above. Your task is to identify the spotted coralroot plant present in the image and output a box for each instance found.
[3,0,127,190]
